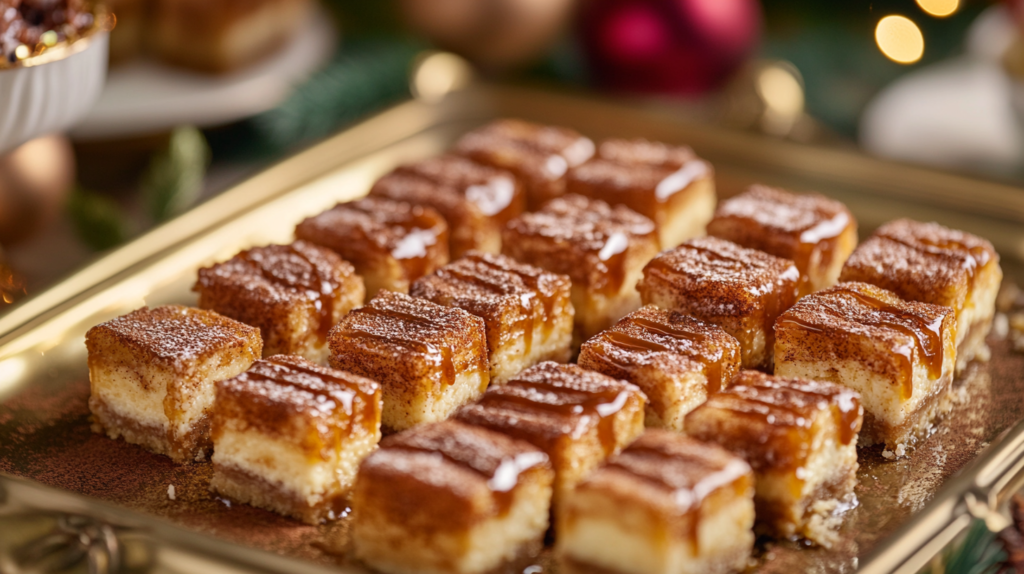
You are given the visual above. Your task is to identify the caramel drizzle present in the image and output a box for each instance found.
[443,265,536,354]
[348,306,456,385]
[645,246,796,361]
[238,245,336,343]
[723,383,860,446]
[880,232,990,303]
[778,288,945,399]
[385,443,543,515]
[792,211,850,293]
[479,378,629,454]
[603,318,727,394]
[240,357,376,458]
[346,201,444,281]
[605,444,750,544]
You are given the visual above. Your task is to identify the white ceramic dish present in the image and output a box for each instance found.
[0,27,110,155]
[70,10,337,141]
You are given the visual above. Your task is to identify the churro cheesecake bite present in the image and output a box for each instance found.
[567,138,715,248]
[410,251,574,385]
[85,305,262,464]
[557,430,755,574]
[454,362,646,503]
[209,355,381,524]
[454,119,595,210]
[637,236,799,370]
[707,185,857,297]
[328,290,489,432]
[684,371,862,546]
[370,155,525,258]
[578,305,741,432]
[194,241,364,365]
[839,219,1001,372]
[351,420,553,574]
[774,282,956,451]
[295,197,449,298]
[503,194,661,346]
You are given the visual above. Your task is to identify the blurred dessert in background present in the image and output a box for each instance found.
[148,0,312,73]
[104,0,312,73]
[107,0,145,64]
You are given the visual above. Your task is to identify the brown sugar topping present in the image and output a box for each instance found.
[723,371,863,446]
[642,236,800,338]
[876,218,995,273]
[708,185,853,289]
[567,139,711,221]
[590,306,740,394]
[86,305,261,369]
[331,291,485,385]
[375,421,548,514]
[463,362,641,454]
[458,119,595,169]
[454,119,595,209]
[390,155,524,223]
[601,430,751,542]
[198,241,348,343]
[217,355,379,444]
[503,194,657,293]
[776,282,951,399]
[411,252,569,354]
[294,197,448,281]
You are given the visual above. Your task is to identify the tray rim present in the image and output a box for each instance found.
[3,83,1024,574]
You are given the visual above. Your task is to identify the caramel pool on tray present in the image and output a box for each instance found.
[294,197,449,298]
[370,154,525,258]
[454,361,646,505]
[85,305,263,464]
[194,240,365,365]
[453,118,596,210]
[774,282,956,452]
[707,185,858,297]
[209,355,381,524]
[839,218,1001,373]
[578,305,741,432]
[351,420,554,574]
[567,138,716,248]
[503,194,661,347]
[557,430,755,574]
[327,290,489,432]
[410,251,574,385]
[684,371,863,547]
[637,236,799,370]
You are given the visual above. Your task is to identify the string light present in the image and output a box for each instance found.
[875,15,924,64]
[916,0,958,18]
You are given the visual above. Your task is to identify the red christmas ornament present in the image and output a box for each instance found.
[580,0,763,95]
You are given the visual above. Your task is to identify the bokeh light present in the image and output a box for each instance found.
[875,15,925,64]
[916,0,959,18]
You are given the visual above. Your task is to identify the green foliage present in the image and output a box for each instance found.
[65,187,129,252]
[207,41,422,160]
[142,126,210,223]
[922,519,1006,574]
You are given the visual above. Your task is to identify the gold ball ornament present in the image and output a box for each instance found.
[398,0,576,70]
[0,135,76,245]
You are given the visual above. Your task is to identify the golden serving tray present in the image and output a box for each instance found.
[2,83,1024,574]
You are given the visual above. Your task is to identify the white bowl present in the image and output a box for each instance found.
[0,25,109,155]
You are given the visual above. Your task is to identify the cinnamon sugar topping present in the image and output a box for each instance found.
[503,194,657,293]
[86,305,262,369]
[776,282,952,398]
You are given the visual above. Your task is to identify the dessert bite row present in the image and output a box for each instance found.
[81,118,1005,574]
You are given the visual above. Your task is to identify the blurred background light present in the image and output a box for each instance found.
[917,0,959,18]
[876,15,925,64]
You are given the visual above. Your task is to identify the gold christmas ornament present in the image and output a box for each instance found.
[0,135,76,245]
[398,0,575,70]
